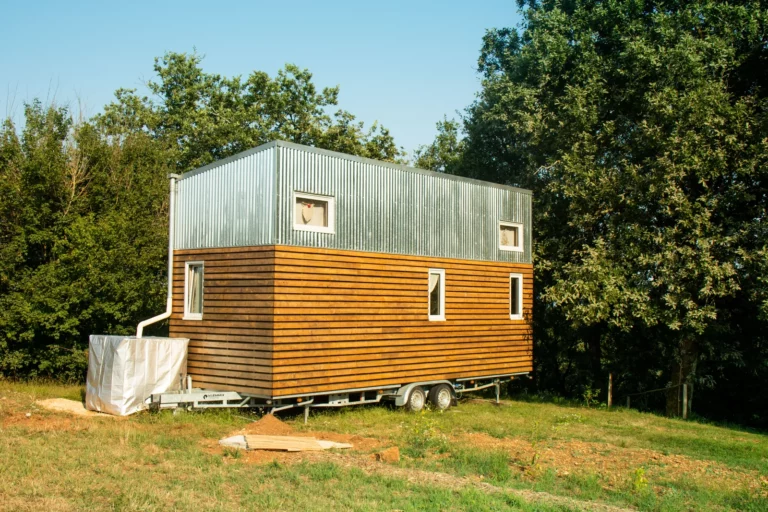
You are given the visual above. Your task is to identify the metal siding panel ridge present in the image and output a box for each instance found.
[174,144,276,250]
[174,141,532,263]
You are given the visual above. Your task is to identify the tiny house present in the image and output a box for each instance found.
[167,140,532,411]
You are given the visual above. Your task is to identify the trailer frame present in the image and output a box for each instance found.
[147,371,530,422]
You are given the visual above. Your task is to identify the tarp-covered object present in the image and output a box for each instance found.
[86,335,189,416]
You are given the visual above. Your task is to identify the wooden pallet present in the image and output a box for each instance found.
[243,435,352,452]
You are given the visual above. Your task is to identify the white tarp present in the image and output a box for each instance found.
[86,335,189,416]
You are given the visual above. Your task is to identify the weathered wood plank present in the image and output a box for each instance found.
[274,364,534,396]
[272,349,533,373]
[171,244,534,397]
[274,245,530,269]
[272,335,531,349]
[272,355,532,381]
[243,435,351,452]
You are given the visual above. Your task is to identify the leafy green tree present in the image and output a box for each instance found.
[0,54,406,381]
[435,0,768,416]
[0,102,169,380]
[98,52,404,171]
[413,117,465,173]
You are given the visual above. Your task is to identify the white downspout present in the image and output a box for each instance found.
[136,173,181,337]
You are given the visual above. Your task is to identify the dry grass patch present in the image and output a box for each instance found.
[2,381,767,511]
[455,431,764,495]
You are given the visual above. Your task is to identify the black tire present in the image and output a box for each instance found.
[405,386,426,412]
[428,384,453,411]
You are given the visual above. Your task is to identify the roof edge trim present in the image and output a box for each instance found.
[180,140,279,180]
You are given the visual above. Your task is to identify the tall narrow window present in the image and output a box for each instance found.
[184,261,204,320]
[509,273,523,320]
[499,221,524,252]
[428,269,445,321]
[294,191,335,233]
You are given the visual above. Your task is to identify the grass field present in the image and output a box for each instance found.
[1,381,766,511]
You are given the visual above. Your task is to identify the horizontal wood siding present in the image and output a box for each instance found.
[169,245,534,398]
[169,246,275,396]
[271,246,533,397]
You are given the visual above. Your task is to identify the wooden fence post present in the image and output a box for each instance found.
[626,396,630,409]
[608,373,613,408]
[682,384,688,420]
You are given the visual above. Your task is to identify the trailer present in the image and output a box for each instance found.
[141,140,533,415]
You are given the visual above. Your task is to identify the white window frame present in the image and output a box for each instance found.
[428,268,446,321]
[499,221,524,252]
[184,261,204,320]
[293,191,336,234]
[509,273,524,320]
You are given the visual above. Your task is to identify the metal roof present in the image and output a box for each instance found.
[180,140,533,196]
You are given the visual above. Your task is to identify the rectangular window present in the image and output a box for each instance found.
[184,261,204,320]
[428,269,445,321]
[499,221,524,252]
[509,273,523,320]
[294,192,335,233]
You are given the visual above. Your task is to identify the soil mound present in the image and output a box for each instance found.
[220,414,385,465]
[36,398,114,418]
[241,414,295,436]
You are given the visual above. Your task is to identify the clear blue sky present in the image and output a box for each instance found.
[1,1,521,157]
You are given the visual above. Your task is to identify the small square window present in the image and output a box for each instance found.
[184,261,204,320]
[499,221,524,252]
[294,192,335,233]
[509,273,523,320]
[428,269,445,321]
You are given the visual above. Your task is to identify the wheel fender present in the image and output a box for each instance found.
[395,380,454,407]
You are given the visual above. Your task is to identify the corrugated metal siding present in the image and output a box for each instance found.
[276,145,532,263]
[174,146,275,250]
[174,141,532,263]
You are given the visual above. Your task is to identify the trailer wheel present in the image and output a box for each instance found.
[405,387,426,412]
[428,384,453,411]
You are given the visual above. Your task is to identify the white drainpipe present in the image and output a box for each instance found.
[136,173,181,337]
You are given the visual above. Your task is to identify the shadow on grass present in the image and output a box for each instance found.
[503,389,768,436]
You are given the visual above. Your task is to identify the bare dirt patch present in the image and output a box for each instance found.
[456,431,763,494]
[372,446,401,463]
[317,451,632,512]
[36,398,114,418]
[1,394,121,432]
[208,427,630,512]
[210,415,632,510]
[1,412,89,433]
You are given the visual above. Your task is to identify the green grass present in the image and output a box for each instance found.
[0,382,561,512]
[302,400,768,471]
[441,448,514,484]
[301,400,768,510]
[1,381,766,511]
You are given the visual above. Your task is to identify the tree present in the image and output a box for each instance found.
[413,117,466,173]
[0,102,170,380]
[98,52,404,172]
[0,54,407,381]
[436,0,768,417]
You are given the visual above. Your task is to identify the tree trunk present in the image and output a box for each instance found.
[586,328,603,396]
[666,338,698,417]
